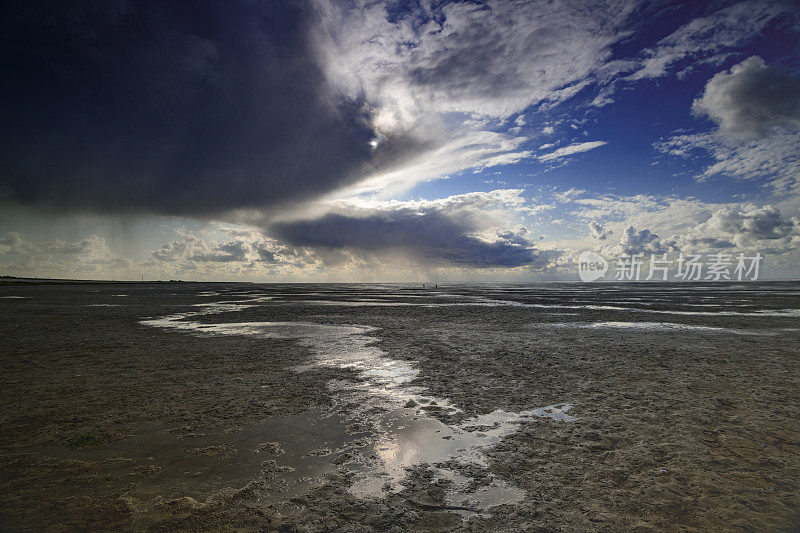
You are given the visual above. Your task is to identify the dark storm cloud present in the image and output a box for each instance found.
[0,0,375,215]
[271,210,549,268]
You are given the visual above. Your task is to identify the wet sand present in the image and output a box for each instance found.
[1,282,799,531]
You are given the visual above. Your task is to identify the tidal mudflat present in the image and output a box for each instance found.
[1,281,799,531]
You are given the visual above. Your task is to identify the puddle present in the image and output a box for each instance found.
[348,404,573,509]
[547,321,776,335]
[36,407,366,519]
[140,295,575,513]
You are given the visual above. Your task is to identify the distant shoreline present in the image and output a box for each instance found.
[0,276,200,285]
[1,276,798,285]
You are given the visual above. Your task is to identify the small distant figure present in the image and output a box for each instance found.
[422,283,425,289]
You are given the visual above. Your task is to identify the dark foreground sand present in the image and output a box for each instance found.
[1,282,799,531]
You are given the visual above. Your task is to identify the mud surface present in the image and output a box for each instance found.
[1,281,799,531]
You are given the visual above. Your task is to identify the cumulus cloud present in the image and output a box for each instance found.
[153,235,249,263]
[0,233,25,249]
[146,230,328,276]
[253,244,278,264]
[589,220,612,240]
[692,56,800,137]
[41,237,103,255]
[656,56,800,194]
[252,240,319,267]
[190,241,249,263]
[676,236,736,250]
[663,204,800,263]
[562,190,800,266]
[0,233,130,276]
[693,205,800,242]
[152,236,199,263]
[538,141,607,161]
[610,226,677,255]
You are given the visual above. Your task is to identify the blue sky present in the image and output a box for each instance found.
[1,0,799,280]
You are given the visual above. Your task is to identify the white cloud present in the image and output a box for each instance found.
[0,233,131,278]
[144,231,329,279]
[553,188,588,202]
[608,226,677,255]
[655,124,800,196]
[315,0,634,122]
[627,1,796,81]
[152,234,250,263]
[691,56,800,137]
[548,188,800,275]
[304,1,797,198]
[688,204,800,244]
[589,220,612,240]
[656,55,800,195]
[306,0,636,195]
[333,127,533,198]
[538,141,607,161]
[661,204,800,277]
[528,185,798,278]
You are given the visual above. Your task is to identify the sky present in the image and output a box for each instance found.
[1,0,799,281]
